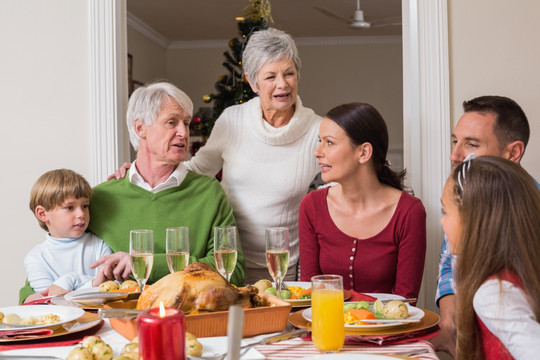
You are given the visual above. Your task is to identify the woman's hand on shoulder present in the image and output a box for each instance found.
[107,162,132,181]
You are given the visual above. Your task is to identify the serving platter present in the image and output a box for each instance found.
[0,305,84,332]
[282,282,351,308]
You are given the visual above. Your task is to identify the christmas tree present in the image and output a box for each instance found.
[190,0,273,150]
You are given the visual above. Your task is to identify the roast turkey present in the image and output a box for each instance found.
[136,262,259,313]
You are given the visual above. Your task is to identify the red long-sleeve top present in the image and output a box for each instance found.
[299,187,426,299]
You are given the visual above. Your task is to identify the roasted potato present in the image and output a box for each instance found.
[99,280,120,292]
[91,341,114,360]
[121,342,139,356]
[186,331,203,357]
[67,347,93,360]
[81,335,104,349]
[253,279,273,293]
[383,300,409,319]
[2,313,21,324]
[120,280,138,290]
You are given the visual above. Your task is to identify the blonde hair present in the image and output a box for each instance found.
[29,169,93,231]
[451,156,540,359]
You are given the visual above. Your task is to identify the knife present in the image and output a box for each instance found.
[69,292,141,306]
[97,308,144,319]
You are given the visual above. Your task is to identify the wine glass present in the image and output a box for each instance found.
[213,226,238,282]
[166,227,190,273]
[129,229,154,292]
[265,227,290,296]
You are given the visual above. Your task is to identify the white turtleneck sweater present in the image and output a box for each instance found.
[24,232,113,292]
[185,96,321,283]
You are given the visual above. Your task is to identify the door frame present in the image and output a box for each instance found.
[89,0,450,311]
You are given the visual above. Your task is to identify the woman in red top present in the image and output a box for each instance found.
[441,156,540,359]
[299,103,426,299]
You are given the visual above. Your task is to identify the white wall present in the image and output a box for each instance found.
[449,0,540,180]
[127,27,167,85]
[0,1,93,306]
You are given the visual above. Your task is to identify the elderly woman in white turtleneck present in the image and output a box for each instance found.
[185,28,321,284]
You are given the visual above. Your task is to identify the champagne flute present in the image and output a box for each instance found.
[213,226,238,282]
[129,229,154,292]
[166,227,190,273]
[265,227,290,296]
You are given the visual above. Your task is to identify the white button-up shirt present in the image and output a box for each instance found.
[128,160,188,193]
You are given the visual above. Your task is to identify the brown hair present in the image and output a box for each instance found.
[463,95,530,152]
[29,169,93,231]
[451,156,540,359]
[325,102,406,190]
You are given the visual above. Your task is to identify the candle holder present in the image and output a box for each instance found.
[138,304,186,360]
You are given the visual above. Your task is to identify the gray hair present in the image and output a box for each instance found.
[242,28,301,90]
[126,82,193,150]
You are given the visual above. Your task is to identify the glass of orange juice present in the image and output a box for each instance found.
[311,274,345,353]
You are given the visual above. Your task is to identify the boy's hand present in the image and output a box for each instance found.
[23,289,49,304]
[47,284,68,296]
[90,252,132,282]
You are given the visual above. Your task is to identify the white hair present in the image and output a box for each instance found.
[242,28,301,90]
[126,82,193,150]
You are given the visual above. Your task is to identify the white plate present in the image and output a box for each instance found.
[300,354,401,360]
[283,282,312,307]
[0,305,84,331]
[302,293,425,331]
[64,287,102,301]
[51,287,100,308]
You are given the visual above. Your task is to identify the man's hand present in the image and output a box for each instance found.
[90,252,132,282]
[92,263,110,287]
[107,162,132,181]
[431,294,456,356]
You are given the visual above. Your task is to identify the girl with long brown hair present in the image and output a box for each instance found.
[440,156,540,359]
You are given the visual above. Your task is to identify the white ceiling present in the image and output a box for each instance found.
[127,0,402,42]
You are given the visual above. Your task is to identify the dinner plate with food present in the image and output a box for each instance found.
[0,305,84,331]
[252,280,351,308]
[302,295,424,331]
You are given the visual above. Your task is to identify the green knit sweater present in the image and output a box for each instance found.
[88,171,245,286]
[19,171,245,303]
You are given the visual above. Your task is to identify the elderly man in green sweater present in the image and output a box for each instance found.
[20,82,245,303]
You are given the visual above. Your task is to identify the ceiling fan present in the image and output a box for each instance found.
[314,0,401,29]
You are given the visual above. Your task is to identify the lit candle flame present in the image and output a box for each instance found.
[159,302,166,318]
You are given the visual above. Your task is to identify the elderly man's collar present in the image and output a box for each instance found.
[129,160,188,193]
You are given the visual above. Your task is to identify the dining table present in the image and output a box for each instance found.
[0,312,441,360]
[0,289,441,359]
[0,318,440,359]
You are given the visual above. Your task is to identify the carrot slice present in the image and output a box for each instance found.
[346,308,376,321]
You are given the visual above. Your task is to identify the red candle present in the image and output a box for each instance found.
[138,303,186,360]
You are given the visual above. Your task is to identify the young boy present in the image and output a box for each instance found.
[24,169,113,297]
